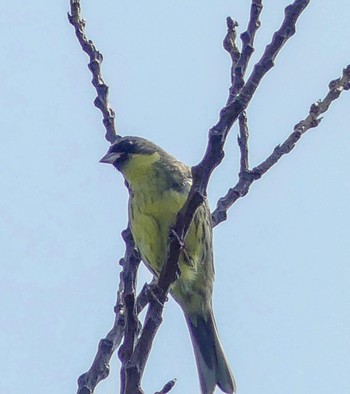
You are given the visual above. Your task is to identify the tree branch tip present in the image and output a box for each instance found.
[344,64,350,75]
[226,17,238,30]
[155,378,177,394]
[223,19,240,55]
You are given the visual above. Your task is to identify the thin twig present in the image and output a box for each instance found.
[68,2,142,392]
[211,65,350,226]
[238,111,249,173]
[223,17,240,85]
[239,0,263,76]
[214,0,310,145]
[234,0,263,97]
[210,0,309,226]
[136,283,153,314]
[119,229,142,394]
[68,0,118,143]
[76,277,124,394]
[77,228,140,394]
[225,2,262,187]
[154,379,177,394]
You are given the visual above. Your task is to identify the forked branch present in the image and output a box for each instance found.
[123,0,311,391]
[67,1,350,393]
[212,65,350,226]
[68,0,117,143]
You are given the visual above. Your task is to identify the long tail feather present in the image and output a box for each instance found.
[185,311,236,394]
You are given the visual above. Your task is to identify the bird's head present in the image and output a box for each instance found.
[99,136,165,181]
[100,135,191,195]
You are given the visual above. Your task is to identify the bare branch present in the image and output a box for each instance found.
[239,0,263,76]
[154,379,177,394]
[225,2,261,192]
[254,66,350,175]
[210,0,310,226]
[211,65,350,227]
[77,229,141,394]
[68,0,118,143]
[227,0,263,101]
[136,283,152,314]
[188,0,309,216]
[119,229,142,394]
[216,0,310,145]
[124,279,173,391]
[67,3,140,392]
[77,283,124,394]
[223,17,240,85]
[238,111,250,173]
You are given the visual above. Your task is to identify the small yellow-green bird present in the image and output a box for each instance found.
[100,136,235,394]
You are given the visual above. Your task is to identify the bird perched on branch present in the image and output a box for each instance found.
[100,136,235,394]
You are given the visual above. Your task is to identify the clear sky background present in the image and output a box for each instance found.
[1,1,349,394]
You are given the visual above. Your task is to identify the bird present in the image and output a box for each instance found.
[100,136,235,394]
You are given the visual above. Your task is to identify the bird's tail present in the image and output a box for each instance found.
[184,310,236,394]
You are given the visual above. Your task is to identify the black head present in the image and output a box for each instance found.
[99,136,160,170]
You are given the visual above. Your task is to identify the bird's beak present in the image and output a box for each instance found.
[99,152,120,164]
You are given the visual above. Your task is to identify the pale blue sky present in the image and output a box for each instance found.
[1,1,350,394]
